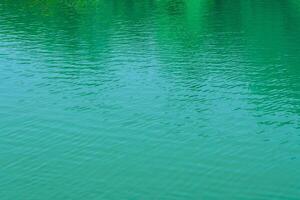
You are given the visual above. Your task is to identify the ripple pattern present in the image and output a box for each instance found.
[1,0,300,199]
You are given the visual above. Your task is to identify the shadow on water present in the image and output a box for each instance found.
[206,0,300,116]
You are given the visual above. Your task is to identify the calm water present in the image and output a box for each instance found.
[1,0,300,199]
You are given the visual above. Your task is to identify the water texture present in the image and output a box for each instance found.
[1,0,300,199]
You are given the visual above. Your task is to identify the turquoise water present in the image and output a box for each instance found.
[1,0,300,199]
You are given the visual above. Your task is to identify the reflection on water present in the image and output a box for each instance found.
[1,0,300,199]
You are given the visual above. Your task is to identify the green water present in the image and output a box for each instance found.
[1,0,300,199]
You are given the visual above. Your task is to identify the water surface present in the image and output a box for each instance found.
[1,0,300,199]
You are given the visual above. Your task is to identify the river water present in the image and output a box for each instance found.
[1,0,300,199]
